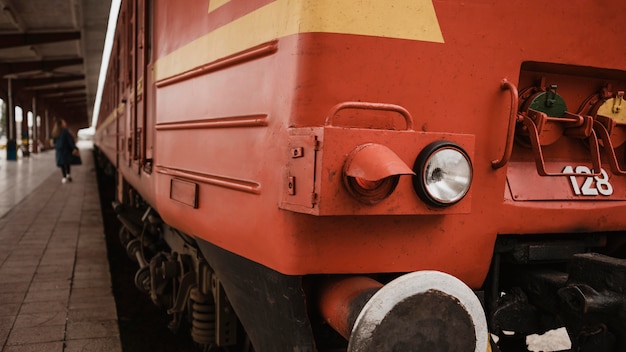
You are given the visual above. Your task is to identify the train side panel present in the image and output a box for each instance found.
[147,0,626,280]
[94,0,626,350]
[96,0,156,206]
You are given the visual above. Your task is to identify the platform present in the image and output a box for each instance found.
[0,145,122,352]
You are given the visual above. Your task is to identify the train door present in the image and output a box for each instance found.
[141,0,154,172]
[129,0,149,175]
[117,0,138,171]
[114,32,125,170]
[116,3,130,170]
[110,40,120,169]
[126,0,136,170]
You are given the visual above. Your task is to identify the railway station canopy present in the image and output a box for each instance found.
[0,0,112,153]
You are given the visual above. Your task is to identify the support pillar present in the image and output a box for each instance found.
[6,78,17,161]
[20,106,29,158]
[44,109,50,149]
[32,97,38,153]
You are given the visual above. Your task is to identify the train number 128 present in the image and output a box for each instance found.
[562,165,613,196]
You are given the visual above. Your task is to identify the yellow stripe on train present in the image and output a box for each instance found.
[156,0,444,82]
[208,0,231,13]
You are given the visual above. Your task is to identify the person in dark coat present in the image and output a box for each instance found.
[51,119,76,183]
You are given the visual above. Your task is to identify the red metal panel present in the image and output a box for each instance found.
[153,0,274,57]
[95,0,626,286]
[508,162,626,201]
[280,126,475,215]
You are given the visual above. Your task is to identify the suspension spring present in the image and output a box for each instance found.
[190,287,217,346]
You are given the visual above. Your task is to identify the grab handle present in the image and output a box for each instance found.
[492,79,520,169]
[325,102,414,131]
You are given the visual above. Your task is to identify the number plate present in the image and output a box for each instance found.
[562,166,613,196]
[506,161,625,201]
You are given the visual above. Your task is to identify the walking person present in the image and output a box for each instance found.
[51,119,76,183]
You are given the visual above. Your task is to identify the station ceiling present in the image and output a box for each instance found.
[0,0,111,130]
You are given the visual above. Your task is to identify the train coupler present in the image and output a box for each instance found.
[557,253,626,351]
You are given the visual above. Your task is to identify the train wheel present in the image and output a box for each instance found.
[118,227,135,261]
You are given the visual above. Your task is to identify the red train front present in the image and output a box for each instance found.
[94,0,626,351]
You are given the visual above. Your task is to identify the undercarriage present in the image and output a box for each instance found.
[488,234,626,352]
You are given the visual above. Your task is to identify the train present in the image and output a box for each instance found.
[93,0,626,351]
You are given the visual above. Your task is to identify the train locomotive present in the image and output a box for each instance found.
[94,0,626,351]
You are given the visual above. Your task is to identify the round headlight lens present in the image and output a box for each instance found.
[413,141,472,207]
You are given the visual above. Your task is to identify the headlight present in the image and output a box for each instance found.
[343,143,415,205]
[413,141,472,207]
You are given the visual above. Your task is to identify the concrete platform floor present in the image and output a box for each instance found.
[0,145,122,352]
